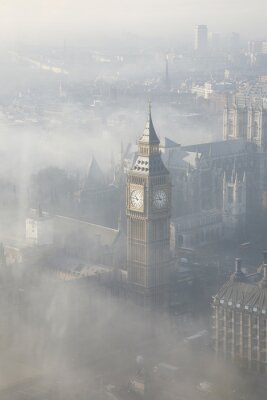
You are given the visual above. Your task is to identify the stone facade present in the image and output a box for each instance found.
[223,98,267,150]
[126,107,172,305]
[212,256,267,373]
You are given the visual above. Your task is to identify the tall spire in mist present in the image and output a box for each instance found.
[139,101,160,145]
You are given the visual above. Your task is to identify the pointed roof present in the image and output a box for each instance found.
[139,103,160,145]
[161,137,180,149]
[85,156,105,188]
[88,156,104,179]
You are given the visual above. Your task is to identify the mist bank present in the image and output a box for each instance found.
[0,0,267,45]
[0,261,259,399]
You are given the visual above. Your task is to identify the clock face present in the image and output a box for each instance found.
[130,189,144,210]
[153,189,167,209]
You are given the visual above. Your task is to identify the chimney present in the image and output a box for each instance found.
[260,252,267,288]
[235,258,241,273]
[231,257,245,282]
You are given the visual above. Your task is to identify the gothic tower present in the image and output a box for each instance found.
[222,166,246,237]
[126,105,172,306]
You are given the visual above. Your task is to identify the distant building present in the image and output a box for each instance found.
[194,25,208,52]
[165,55,170,88]
[26,207,53,246]
[25,208,123,268]
[75,156,120,228]
[248,41,267,68]
[171,209,223,249]
[223,97,267,150]
[191,82,214,100]
[212,254,267,373]
[248,40,267,56]
[208,32,221,52]
[230,32,240,54]
[53,214,122,266]
[161,138,259,241]
[222,167,247,237]
[191,81,235,101]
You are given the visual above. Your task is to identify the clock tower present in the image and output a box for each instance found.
[126,105,172,306]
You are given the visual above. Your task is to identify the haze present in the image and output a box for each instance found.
[1,0,267,42]
[1,0,267,398]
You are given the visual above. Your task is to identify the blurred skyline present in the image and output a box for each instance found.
[0,0,267,44]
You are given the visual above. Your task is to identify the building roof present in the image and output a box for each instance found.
[85,156,105,188]
[161,148,200,170]
[138,105,160,146]
[28,208,52,221]
[131,107,169,176]
[160,137,180,149]
[172,209,222,229]
[214,279,267,311]
[131,153,169,176]
[183,139,256,159]
[41,254,112,281]
[54,215,120,247]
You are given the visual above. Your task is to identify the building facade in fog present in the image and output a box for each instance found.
[126,106,172,305]
[194,25,208,52]
[212,255,267,373]
[26,207,54,246]
[75,156,120,228]
[248,41,267,56]
[160,137,259,249]
[223,97,267,150]
[222,167,247,238]
[170,209,223,249]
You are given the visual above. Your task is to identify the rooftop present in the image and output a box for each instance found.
[138,104,160,146]
[214,256,267,312]
[183,139,256,159]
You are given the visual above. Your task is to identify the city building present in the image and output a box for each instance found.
[212,254,267,373]
[223,96,267,150]
[191,81,235,101]
[194,25,208,52]
[25,207,123,267]
[161,137,259,242]
[75,156,120,228]
[26,207,54,246]
[126,105,172,306]
[170,209,223,249]
[230,32,240,54]
[248,41,267,56]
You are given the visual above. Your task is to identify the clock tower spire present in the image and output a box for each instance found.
[126,104,172,306]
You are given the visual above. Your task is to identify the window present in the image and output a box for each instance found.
[229,120,234,137]
[228,187,234,203]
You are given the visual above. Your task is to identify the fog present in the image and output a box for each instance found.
[1,0,267,42]
[1,0,267,399]
[0,262,257,399]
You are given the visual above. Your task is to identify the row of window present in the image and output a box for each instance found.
[129,220,146,240]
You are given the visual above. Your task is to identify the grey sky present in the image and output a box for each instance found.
[0,0,266,40]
